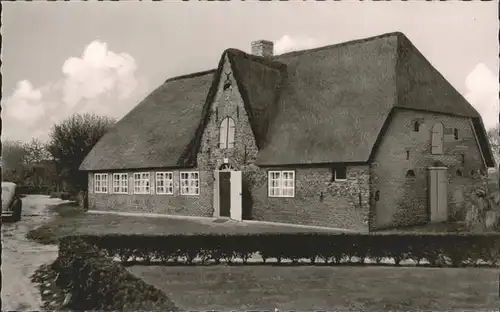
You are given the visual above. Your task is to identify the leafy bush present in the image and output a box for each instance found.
[26,224,58,245]
[64,232,500,268]
[54,236,181,311]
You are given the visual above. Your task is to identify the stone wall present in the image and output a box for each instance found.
[247,165,370,232]
[87,170,212,216]
[370,109,487,230]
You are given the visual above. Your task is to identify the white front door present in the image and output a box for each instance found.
[213,170,242,220]
[230,171,242,221]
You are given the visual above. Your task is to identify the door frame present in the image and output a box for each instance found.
[428,166,448,223]
[218,171,232,218]
[213,164,242,220]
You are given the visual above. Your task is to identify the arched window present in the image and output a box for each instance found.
[219,117,235,149]
[413,121,420,132]
[431,123,444,155]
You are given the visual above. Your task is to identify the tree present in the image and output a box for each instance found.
[47,113,115,194]
[487,125,500,169]
[1,140,28,183]
[24,138,51,165]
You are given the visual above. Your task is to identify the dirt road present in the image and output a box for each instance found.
[1,195,68,311]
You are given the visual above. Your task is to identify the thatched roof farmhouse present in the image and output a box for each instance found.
[80,32,494,232]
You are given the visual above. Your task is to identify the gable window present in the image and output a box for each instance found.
[180,172,199,195]
[94,173,108,194]
[431,123,444,155]
[156,172,174,195]
[133,172,150,194]
[268,170,295,197]
[113,173,128,194]
[219,117,235,149]
[413,121,420,132]
[332,166,347,181]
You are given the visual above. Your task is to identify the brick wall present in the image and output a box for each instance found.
[87,170,212,216]
[247,165,370,232]
[370,109,487,230]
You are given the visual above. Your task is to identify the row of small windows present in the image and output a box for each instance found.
[93,172,199,196]
[95,168,348,199]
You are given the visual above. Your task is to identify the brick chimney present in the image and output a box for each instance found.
[251,40,274,57]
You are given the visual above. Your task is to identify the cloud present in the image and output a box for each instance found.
[2,41,146,142]
[2,80,45,123]
[62,41,139,107]
[274,35,325,55]
[465,63,499,130]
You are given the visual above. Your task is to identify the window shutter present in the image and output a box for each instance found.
[227,118,235,148]
[431,123,444,155]
[129,174,133,195]
[219,118,228,149]
[150,172,154,195]
[110,174,114,194]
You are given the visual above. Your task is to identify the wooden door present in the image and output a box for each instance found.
[429,167,448,222]
[219,172,231,217]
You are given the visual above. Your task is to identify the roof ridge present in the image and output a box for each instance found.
[225,48,287,70]
[274,31,404,59]
[164,68,216,83]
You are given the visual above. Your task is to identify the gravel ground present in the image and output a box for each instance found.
[1,195,68,311]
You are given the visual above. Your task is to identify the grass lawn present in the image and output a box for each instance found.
[127,265,500,311]
[27,203,340,244]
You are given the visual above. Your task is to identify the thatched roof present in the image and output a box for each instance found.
[79,70,216,170]
[80,32,495,171]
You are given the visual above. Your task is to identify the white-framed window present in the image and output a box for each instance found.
[133,172,150,194]
[333,167,347,181]
[156,172,174,195]
[113,173,128,194]
[94,173,108,194]
[268,170,295,197]
[180,172,200,195]
[219,117,235,149]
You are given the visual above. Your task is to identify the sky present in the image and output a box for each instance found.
[2,1,499,143]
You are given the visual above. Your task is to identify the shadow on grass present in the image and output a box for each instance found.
[26,202,84,245]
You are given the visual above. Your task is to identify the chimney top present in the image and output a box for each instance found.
[251,40,274,58]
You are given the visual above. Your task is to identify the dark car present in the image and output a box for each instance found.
[2,182,22,222]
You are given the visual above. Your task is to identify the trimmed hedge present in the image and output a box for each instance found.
[54,236,181,311]
[66,232,500,267]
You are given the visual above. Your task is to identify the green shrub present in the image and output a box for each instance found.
[55,236,181,311]
[63,232,500,268]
